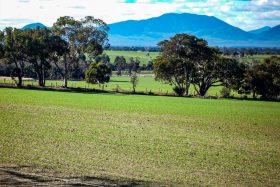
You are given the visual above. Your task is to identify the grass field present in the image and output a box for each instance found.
[240,55,279,64]
[0,88,280,186]
[104,50,159,65]
[0,76,232,97]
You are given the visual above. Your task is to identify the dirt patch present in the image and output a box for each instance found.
[0,167,149,187]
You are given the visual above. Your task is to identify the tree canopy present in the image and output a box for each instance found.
[154,33,246,96]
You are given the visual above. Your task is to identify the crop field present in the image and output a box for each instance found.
[104,50,159,64]
[0,88,280,186]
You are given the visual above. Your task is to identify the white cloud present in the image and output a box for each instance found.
[0,0,279,31]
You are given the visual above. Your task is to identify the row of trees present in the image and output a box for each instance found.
[0,16,109,87]
[154,34,280,99]
[109,46,280,56]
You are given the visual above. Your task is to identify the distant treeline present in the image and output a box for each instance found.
[110,46,280,55]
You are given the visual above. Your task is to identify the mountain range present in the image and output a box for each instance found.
[21,13,280,47]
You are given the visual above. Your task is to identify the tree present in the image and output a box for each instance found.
[130,72,139,93]
[85,62,111,85]
[1,28,27,87]
[22,27,67,86]
[154,34,208,96]
[192,49,246,96]
[154,33,247,96]
[146,61,153,70]
[114,56,127,75]
[52,16,109,87]
[244,56,280,99]
[127,57,140,75]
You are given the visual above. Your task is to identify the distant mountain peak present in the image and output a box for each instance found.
[249,26,271,34]
[21,22,48,30]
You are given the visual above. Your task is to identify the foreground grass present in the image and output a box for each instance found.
[1,88,280,185]
[0,88,280,185]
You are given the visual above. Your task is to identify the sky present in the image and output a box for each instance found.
[0,0,279,31]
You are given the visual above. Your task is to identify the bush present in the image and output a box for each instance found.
[173,86,185,96]
[220,87,231,98]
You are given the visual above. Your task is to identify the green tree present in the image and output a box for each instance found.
[1,28,27,87]
[127,57,140,75]
[244,56,280,99]
[192,49,246,96]
[114,56,127,75]
[22,27,67,86]
[154,34,208,96]
[85,62,111,85]
[130,72,139,93]
[52,16,109,87]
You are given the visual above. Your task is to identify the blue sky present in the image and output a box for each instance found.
[0,0,279,31]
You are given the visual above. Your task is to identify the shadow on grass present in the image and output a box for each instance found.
[0,166,151,187]
[110,80,130,83]
[0,83,279,102]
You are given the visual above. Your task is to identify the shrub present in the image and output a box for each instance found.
[220,87,231,98]
[173,86,185,96]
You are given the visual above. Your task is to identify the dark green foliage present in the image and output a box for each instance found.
[130,72,139,93]
[52,16,109,87]
[114,56,127,75]
[220,87,231,98]
[173,86,185,96]
[85,62,111,84]
[128,57,140,75]
[154,33,247,97]
[244,56,280,99]
[154,34,199,96]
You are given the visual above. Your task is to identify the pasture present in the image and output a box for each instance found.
[104,50,159,64]
[0,76,235,97]
[0,88,279,186]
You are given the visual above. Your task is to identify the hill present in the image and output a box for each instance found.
[257,25,280,40]
[21,13,280,47]
[249,26,271,34]
[21,22,48,30]
[108,13,280,47]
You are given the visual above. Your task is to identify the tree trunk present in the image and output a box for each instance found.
[13,60,23,87]
[63,77,68,88]
[17,75,22,87]
[37,69,44,87]
[185,82,190,96]
[199,83,210,97]
[63,54,68,88]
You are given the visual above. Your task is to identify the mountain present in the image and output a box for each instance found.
[249,26,271,34]
[21,23,48,30]
[257,25,280,40]
[108,13,280,47]
[109,13,252,40]
[21,13,280,47]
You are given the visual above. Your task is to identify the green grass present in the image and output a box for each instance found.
[241,54,280,64]
[0,88,280,186]
[104,51,278,66]
[104,50,159,65]
[0,76,228,96]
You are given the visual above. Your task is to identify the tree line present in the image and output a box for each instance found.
[154,34,280,99]
[0,16,109,87]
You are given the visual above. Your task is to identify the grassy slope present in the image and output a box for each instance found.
[0,88,279,186]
